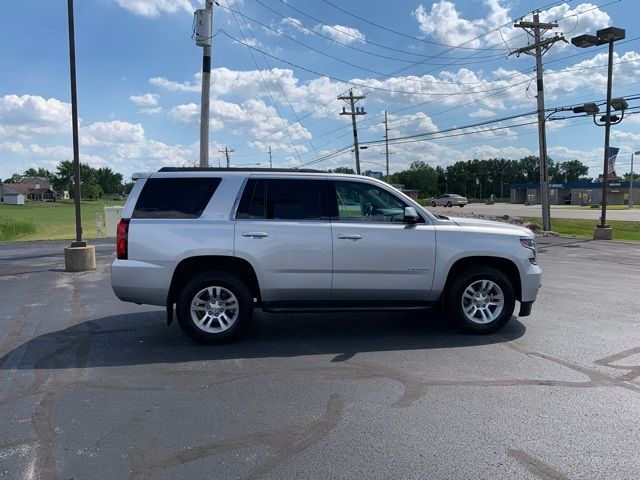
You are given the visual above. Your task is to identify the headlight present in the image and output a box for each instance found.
[520,237,537,264]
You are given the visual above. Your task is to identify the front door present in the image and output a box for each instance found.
[329,180,436,301]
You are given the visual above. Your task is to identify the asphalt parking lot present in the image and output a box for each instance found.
[1,238,640,479]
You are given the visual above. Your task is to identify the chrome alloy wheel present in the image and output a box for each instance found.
[461,280,505,324]
[190,286,239,333]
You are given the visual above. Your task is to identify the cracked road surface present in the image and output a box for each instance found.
[1,237,640,479]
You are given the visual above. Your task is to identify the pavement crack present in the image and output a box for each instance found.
[127,394,345,480]
[508,449,570,480]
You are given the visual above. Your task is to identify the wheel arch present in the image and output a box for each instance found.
[168,256,261,307]
[442,256,522,301]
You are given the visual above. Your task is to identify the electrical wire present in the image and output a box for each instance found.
[230,0,320,162]
[225,5,305,164]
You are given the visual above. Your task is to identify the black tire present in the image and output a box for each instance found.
[446,266,515,334]
[459,205,465,208]
[176,272,253,344]
[446,201,452,207]
[431,201,436,207]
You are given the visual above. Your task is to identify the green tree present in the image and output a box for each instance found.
[95,167,123,194]
[3,173,22,183]
[390,161,437,196]
[332,167,355,174]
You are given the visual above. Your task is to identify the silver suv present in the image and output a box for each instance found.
[111,168,541,343]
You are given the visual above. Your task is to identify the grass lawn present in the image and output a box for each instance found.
[523,217,640,242]
[0,199,123,242]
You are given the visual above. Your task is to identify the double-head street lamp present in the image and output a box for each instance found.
[571,27,626,239]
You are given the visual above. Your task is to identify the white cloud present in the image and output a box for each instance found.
[469,108,495,118]
[149,75,200,92]
[139,106,163,115]
[317,24,366,45]
[82,120,145,146]
[0,95,70,137]
[130,93,159,107]
[169,103,199,123]
[115,0,193,17]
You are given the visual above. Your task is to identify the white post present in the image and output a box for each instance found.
[630,152,636,208]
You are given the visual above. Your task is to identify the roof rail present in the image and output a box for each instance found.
[157,167,325,173]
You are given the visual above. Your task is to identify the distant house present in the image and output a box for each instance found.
[1,177,56,201]
[0,184,25,205]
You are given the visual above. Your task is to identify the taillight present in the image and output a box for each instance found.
[116,219,130,259]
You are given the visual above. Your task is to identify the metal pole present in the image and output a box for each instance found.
[67,0,83,246]
[629,153,634,208]
[199,0,214,167]
[384,110,389,182]
[268,146,273,169]
[600,40,614,228]
[533,12,551,231]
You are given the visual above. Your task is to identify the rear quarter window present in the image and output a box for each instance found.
[132,177,221,219]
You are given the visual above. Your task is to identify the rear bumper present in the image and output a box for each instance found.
[111,259,174,306]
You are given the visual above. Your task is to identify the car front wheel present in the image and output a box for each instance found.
[431,201,436,207]
[176,272,253,344]
[446,266,515,334]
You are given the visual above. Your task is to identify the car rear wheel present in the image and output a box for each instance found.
[446,266,515,334]
[177,272,253,344]
[431,201,436,207]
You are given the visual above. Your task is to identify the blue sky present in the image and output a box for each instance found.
[1,0,639,181]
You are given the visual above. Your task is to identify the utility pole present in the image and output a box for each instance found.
[219,147,234,168]
[512,12,565,231]
[384,110,390,182]
[195,0,214,167]
[338,89,366,174]
[268,146,273,169]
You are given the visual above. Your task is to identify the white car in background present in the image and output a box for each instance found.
[431,194,468,208]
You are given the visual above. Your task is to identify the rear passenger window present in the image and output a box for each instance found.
[133,178,220,219]
[236,179,324,220]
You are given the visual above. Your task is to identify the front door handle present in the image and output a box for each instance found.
[242,232,269,238]
[337,234,362,240]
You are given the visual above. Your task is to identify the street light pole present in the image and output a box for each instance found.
[630,151,640,208]
[571,26,626,239]
[67,0,83,246]
[599,39,615,228]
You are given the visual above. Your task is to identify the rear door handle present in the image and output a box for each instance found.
[242,232,269,238]
[337,234,362,240]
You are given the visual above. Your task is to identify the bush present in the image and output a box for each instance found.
[0,216,36,241]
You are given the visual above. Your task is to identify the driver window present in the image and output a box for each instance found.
[334,181,411,222]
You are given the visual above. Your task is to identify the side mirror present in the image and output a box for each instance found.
[403,206,419,223]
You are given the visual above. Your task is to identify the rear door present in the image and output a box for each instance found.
[329,179,436,301]
[234,177,332,302]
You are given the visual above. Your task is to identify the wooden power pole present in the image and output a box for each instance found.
[338,89,366,174]
[511,11,565,231]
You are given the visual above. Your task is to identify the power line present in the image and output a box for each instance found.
[225,4,304,165]
[231,0,319,159]
[317,0,568,51]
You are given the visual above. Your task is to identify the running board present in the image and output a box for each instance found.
[261,301,436,313]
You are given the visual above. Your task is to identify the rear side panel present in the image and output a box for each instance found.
[112,174,245,306]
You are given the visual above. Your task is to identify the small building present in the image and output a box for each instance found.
[2,181,56,201]
[391,183,420,201]
[1,185,25,205]
[510,181,639,205]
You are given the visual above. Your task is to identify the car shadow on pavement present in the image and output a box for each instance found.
[0,310,525,370]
